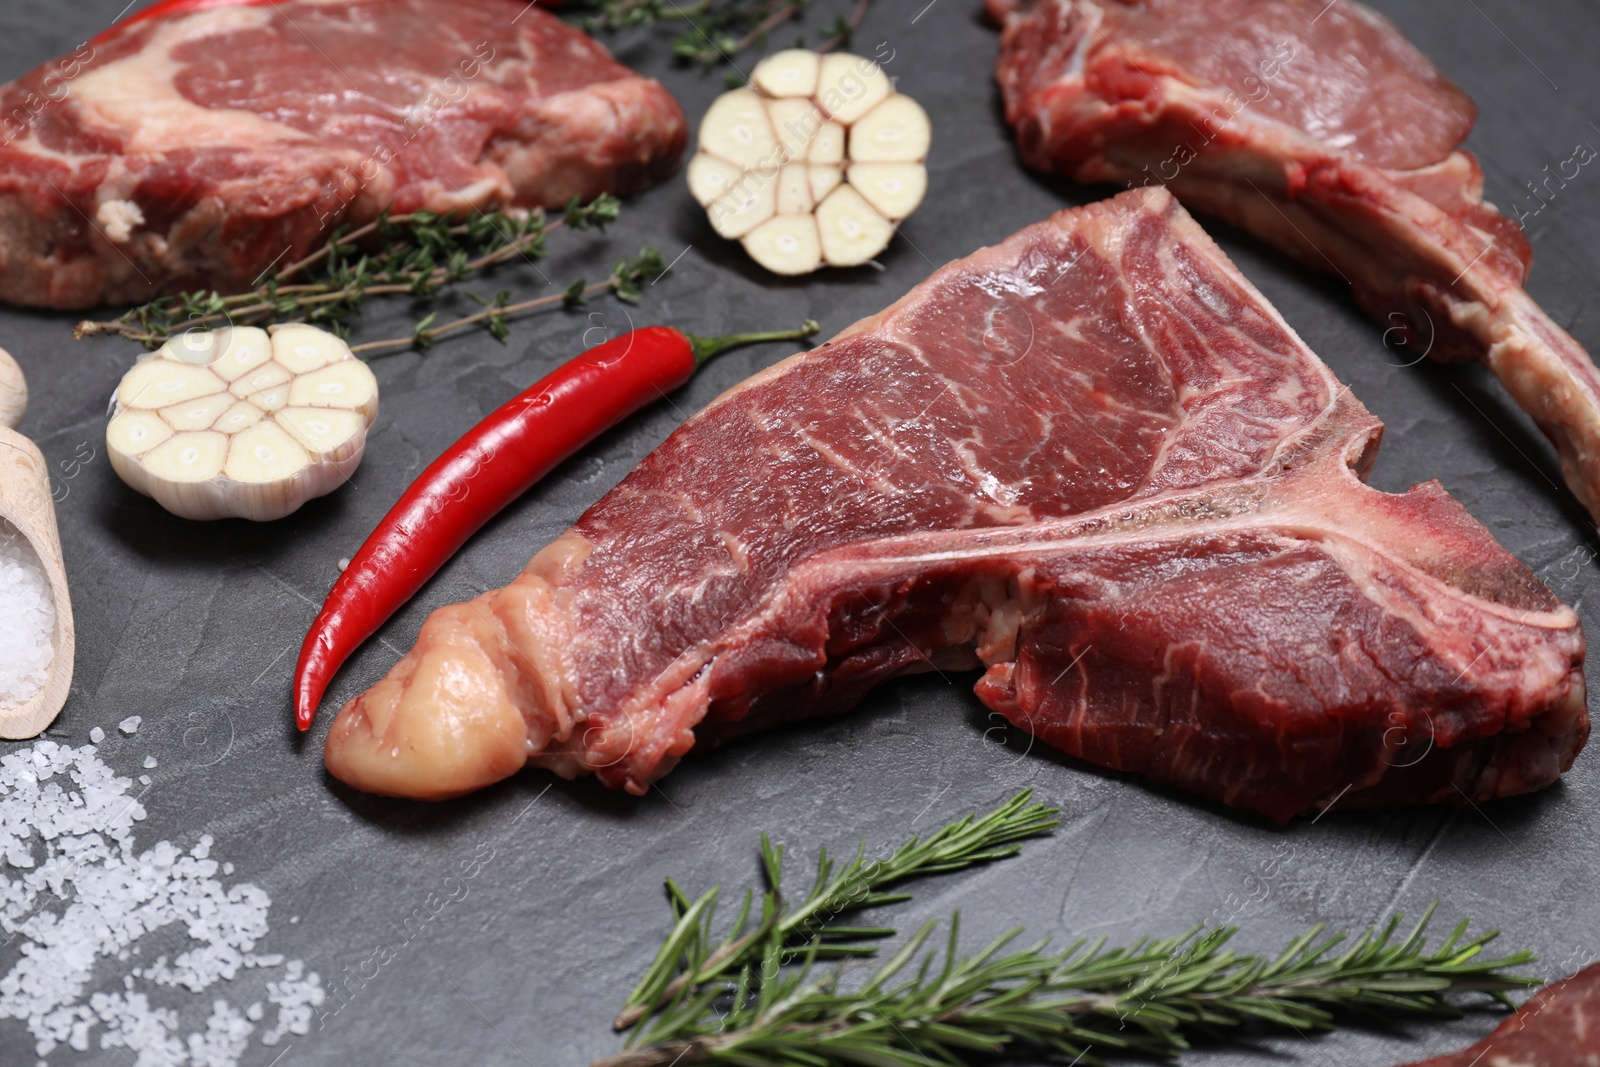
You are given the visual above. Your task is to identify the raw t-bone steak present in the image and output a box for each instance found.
[323,188,1587,821]
[0,0,685,309]
[1395,962,1600,1066]
[991,0,1600,527]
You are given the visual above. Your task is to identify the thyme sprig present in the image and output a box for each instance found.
[576,0,869,69]
[74,195,631,350]
[351,247,668,357]
[603,794,1539,1067]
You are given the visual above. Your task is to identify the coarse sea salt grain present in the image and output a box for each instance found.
[119,716,141,735]
[0,741,325,1066]
[88,727,105,744]
[0,524,55,709]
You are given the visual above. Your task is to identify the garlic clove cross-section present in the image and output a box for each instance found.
[743,214,823,275]
[846,163,929,221]
[815,185,896,267]
[106,325,379,521]
[690,49,932,274]
[750,48,819,98]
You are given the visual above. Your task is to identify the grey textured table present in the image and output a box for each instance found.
[2,1,1598,1064]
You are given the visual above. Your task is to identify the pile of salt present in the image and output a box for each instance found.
[0,741,326,1065]
[0,521,53,708]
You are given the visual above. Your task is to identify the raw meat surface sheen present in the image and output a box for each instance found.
[990,0,1600,527]
[323,187,1587,821]
[1395,962,1600,1066]
[0,0,686,308]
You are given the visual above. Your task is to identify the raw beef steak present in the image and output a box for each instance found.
[990,0,1600,527]
[0,0,685,309]
[322,187,1586,821]
[1396,962,1600,1066]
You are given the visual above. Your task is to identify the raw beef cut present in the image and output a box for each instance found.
[321,187,1586,820]
[0,0,685,309]
[1394,962,1600,1066]
[990,0,1600,528]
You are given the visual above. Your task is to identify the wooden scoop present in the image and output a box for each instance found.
[0,351,74,739]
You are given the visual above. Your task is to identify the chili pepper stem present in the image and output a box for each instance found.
[688,319,821,365]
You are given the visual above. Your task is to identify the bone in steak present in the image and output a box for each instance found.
[322,187,1586,820]
[990,0,1600,527]
[0,0,685,309]
[1394,962,1600,1067]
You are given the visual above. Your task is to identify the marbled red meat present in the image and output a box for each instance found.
[0,0,685,308]
[1396,962,1600,1066]
[990,0,1600,528]
[321,187,1586,820]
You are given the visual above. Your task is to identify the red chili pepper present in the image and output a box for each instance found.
[293,320,820,730]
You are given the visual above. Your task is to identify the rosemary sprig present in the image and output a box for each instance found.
[603,797,1539,1067]
[613,790,1062,1030]
[575,0,869,68]
[74,195,628,349]
[603,907,1537,1066]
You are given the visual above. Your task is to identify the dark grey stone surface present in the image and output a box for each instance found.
[2,1,1597,1064]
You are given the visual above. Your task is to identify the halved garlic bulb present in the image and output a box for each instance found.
[107,325,379,521]
[690,49,932,275]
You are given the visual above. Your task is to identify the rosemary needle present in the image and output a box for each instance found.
[612,790,1063,1032]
